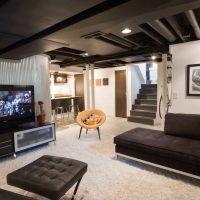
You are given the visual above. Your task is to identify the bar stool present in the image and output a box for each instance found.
[68,97,80,118]
[55,106,65,122]
[68,105,80,117]
[60,98,70,120]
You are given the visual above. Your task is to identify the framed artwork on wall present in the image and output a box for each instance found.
[103,78,109,86]
[95,79,101,86]
[187,64,200,96]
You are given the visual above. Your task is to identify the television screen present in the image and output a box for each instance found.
[0,85,35,123]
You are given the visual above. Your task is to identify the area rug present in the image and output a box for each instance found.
[0,117,200,200]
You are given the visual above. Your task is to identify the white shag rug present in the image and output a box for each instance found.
[0,117,200,200]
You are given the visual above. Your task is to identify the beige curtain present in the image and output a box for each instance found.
[0,55,51,122]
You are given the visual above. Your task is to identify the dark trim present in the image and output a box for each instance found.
[0,0,131,55]
[187,64,200,96]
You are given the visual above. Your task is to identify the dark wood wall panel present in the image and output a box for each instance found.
[115,70,127,118]
[75,74,85,111]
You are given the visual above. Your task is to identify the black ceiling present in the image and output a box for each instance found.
[0,0,200,68]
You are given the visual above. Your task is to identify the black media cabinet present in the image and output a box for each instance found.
[0,122,56,158]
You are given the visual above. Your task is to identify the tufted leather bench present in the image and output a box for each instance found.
[7,155,88,200]
[0,189,34,200]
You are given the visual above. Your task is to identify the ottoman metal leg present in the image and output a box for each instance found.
[71,177,82,200]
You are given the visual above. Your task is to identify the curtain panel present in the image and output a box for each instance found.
[0,55,51,122]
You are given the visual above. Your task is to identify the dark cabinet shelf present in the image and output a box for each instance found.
[0,132,14,157]
[0,122,56,158]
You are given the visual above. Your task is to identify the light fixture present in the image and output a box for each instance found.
[81,52,89,57]
[151,55,156,60]
[121,28,132,34]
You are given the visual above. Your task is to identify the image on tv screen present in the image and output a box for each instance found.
[0,90,32,118]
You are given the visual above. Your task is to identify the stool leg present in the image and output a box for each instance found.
[97,127,101,140]
[71,177,82,200]
[86,129,88,134]
[79,127,82,139]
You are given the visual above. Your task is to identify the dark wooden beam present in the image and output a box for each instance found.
[48,50,83,59]
[139,24,169,45]
[166,16,186,42]
[61,46,168,67]
[0,0,131,55]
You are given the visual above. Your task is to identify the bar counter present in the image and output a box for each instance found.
[51,96,81,116]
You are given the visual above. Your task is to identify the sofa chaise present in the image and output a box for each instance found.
[114,113,200,179]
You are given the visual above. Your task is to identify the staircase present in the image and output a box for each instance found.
[127,84,157,125]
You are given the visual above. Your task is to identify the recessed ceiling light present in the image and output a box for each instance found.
[151,56,156,60]
[121,28,132,34]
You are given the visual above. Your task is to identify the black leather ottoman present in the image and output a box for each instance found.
[7,155,88,200]
[0,189,34,200]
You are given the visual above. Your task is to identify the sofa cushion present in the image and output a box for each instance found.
[164,113,200,139]
[114,128,200,165]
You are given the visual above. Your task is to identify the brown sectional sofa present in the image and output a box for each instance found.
[114,113,200,178]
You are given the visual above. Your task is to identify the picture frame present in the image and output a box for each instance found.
[103,78,109,86]
[54,73,68,83]
[95,79,101,86]
[187,64,200,96]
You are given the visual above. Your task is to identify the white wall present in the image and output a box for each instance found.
[128,65,142,108]
[50,74,75,98]
[0,55,51,121]
[170,41,200,114]
[84,64,146,117]
[84,66,130,116]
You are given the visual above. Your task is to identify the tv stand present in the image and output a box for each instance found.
[0,122,56,158]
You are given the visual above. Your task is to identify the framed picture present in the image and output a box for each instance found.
[54,73,68,83]
[103,78,109,86]
[95,79,101,86]
[187,64,200,96]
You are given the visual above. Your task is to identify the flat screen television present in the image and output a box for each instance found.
[0,85,35,128]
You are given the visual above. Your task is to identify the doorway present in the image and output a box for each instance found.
[115,70,127,118]
[75,74,85,111]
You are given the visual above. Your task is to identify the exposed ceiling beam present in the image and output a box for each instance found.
[166,16,186,42]
[48,50,83,59]
[185,10,200,39]
[0,0,131,55]
[148,19,177,42]
[61,46,168,67]
[138,24,168,45]
[101,33,134,48]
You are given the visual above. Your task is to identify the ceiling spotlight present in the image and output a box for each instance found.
[151,56,156,60]
[121,28,132,34]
